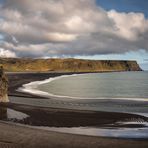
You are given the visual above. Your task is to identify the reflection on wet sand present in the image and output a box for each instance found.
[0,105,148,139]
[0,107,29,121]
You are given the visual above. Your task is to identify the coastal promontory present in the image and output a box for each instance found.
[0,58,142,72]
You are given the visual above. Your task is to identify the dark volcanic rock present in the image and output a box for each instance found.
[0,66,8,102]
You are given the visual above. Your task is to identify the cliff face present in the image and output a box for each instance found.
[0,58,142,72]
[0,66,9,102]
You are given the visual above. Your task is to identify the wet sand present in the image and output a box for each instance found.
[1,121,148,148]
[0,72,148,147]
[1,102,148,128]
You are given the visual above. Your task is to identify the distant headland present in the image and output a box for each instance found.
[0,58,142,72]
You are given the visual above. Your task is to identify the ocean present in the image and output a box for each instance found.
[37,71,148,100]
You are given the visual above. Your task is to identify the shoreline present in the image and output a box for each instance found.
[17,73,85,100]
[8,71,147,101]
[1,121,148,148]
[1,102,148,140]
[1,102,148,128]
[7,72,93,98]
[1,102,148,147]
[19,72,148,101]
[0,71,148,147]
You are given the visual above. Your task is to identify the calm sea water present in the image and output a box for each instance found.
[37,71,148,100]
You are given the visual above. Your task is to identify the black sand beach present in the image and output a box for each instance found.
[1,121,148,148]
[0,72,148,148]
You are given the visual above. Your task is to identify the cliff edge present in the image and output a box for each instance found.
[0,66,8,102]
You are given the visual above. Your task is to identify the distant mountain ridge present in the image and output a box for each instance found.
[0,58,142,72]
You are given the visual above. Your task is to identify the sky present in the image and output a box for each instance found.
[0,0,148,70]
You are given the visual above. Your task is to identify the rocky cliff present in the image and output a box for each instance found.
[0,58,142,72]
[0,66,8,102]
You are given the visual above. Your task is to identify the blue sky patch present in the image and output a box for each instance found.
[96,0,148,17]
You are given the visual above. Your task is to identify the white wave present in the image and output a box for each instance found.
[17,74,83,99]
[17,73,148,102]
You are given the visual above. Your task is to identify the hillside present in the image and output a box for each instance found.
[0,58,142,72]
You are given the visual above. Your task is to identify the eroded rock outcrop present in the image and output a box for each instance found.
[0,65,9,102]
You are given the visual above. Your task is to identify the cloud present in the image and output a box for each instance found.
[0,0,148,58]
[0,48,16,57]
[108,10,148,41]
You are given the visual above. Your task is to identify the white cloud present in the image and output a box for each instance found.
[108,10,148,41]
[45,33,77,42]
[0,0,148,58]
[0,48,16,57]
